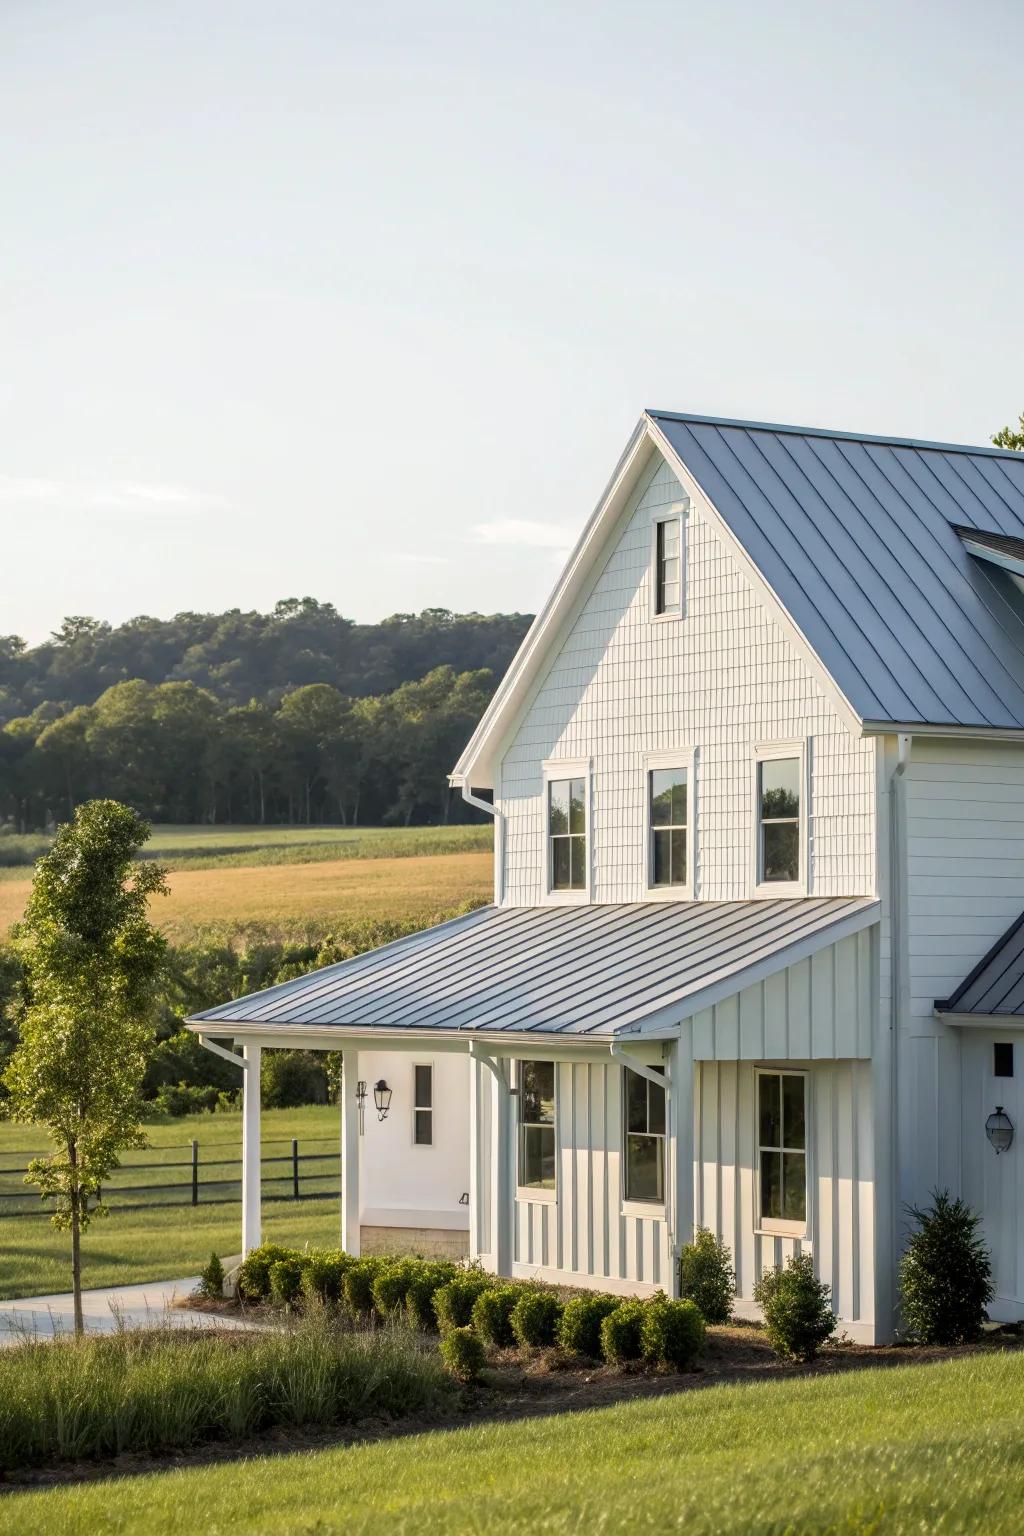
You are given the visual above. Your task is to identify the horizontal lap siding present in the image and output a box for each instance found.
[513,1062,668,1289]
[696,1059,875,1328]
[499,453,875,905]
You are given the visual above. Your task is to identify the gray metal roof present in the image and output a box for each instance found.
[648,411,1024,732]
[936,912,1024,1017]
[188,897,877,1039]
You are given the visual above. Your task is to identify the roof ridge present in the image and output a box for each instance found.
[645,408,1024,462]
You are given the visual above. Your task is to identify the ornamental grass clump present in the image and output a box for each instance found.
[679,1227,736,1325]
[405,1262,459,1333]
[640,1298,706,1371]
[439,1326,487,1383]
[510,1289,563,1350]
[899,1190,994,1344]
[0,1311,450,1472]
[472,1285,521,1349]
[600,1300,646,1365]
[754,1253,836,1361]
[557,1293,620,1359]
[433,1273,493,1332]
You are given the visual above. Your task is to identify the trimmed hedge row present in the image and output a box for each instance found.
[234,1243,707,1373]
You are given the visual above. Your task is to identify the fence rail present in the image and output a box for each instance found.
[0,1136,340,1218]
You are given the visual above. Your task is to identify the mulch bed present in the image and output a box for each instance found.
[4,1316,1021,1492]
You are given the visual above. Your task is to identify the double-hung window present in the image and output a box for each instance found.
[518,1060,556,1192]
[651,510,684,618]
[757,1070,807,1232]
[623,1066,666,1202]
[755,744,806,894]
[548,776,587,892]
[649,766,688,888]
[413,1064,433,1146]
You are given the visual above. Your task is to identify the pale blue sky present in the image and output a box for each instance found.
[2,0,1022,644]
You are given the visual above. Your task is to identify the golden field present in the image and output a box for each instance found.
[0,848,494,936]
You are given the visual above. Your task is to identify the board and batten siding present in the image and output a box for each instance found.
[900,738,1024,1209]
[695,1058,876,1336]
[498,451,876,905]
[960,1031,1024,1317]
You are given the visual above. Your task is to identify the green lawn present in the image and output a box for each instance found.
[2,1351,1022,1533]
[0,1105,340,1299]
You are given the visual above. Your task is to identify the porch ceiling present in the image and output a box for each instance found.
[187,897,878,1041]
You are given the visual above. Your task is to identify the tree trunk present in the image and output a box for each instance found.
[69,1139,84,1335]
[258,771,265,825]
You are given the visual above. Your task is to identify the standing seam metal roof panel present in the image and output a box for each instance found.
[649,414,1024,730]
[936,912,1024,1016]
[188,898,878,1037]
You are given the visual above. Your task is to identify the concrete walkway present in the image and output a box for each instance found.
[0,1276,254,1345]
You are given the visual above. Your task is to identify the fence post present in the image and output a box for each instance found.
[191,1140,199,1207]
[292,1138,300,1200]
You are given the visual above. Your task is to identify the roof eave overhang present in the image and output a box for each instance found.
[933,1009,1024,1030]
[861,720,1024,742]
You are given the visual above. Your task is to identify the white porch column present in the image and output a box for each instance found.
[669,1023,694,1297]
[341,1048,361,1256]
[492,1055,514,1277]
[241,1044,262,1255]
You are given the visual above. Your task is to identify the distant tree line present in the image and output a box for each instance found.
[0,601,530,831]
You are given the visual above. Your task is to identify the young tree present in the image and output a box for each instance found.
[2,801,168,1332]
[993,413,1024,451]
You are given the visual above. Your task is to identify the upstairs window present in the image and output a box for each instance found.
[623,1066,666,1202]
[549,777,586,891]
[755,746,805,892]
[757,1070,807,1231]
[652,514,683,617]
[413,1064,433,1145]
[649,767,688,887]
[518,1060,556,1191]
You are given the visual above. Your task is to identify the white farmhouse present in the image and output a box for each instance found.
[189,410,1024,1342]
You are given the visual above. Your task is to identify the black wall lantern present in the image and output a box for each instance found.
[373,1079,392,1121]
[985,1105,1014,1155]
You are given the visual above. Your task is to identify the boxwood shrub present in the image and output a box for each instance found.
[269,1256,305,1308]
[754,1253,836,1361]
[472,1285,521,1348]
[600,1300,646,1365]
[679,1227,735,1325]
[342,1257,385,1318]
[510,1289,563,1349]
[433,1273,493,1332]
[372,1259,421,1316]
[640,1297,706,1370]
[302,1249,352,1306]
[236,1243,301,1303]
[439,1326,487,1383]
[405,1262,459,1333]
[558,1293,620,1359]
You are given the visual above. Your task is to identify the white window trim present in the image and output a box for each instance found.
[649,501,688,622]
[753,1066,811,1239]
[541,757,592,906]
[619,1064,668,1216]
[515,1058,558,1204]
[752,740,809,899]
[643,747,697,901]
[412,1061,434,1150]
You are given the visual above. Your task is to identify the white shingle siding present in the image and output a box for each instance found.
[499,453,876,905]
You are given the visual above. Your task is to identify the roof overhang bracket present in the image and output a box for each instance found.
[196,1033,248,1072]
[609,1040,669,1089]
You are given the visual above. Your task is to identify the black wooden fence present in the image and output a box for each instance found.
[0,1136,340,1218]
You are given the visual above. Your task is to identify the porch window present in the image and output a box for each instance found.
[518,1060,556,1191]
[653,514,683,617]
[649,767,688,887]
[624,1066,665,1202]
[757,755,801,885]
[549,778,586,891]
[757,1071,807,1228]
[413,1064,433,1146]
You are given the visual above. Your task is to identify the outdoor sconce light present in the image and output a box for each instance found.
[985,1105,1014,1156]
[355,1080,367,1136]
[373,1079,392,1121]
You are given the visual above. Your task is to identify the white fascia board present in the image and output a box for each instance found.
[959,538,1024,579]
[615,900,881,1039]
[861,719,1024,743]
[450,419,657,789]
[933,1010,1024,1031]
[645,416,866,742]
[187,1021,649,1054]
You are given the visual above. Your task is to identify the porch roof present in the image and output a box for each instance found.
[936,909,1024,1019]
[187,897,878,1041]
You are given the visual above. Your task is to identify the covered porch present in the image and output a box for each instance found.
[187,895,883,1330]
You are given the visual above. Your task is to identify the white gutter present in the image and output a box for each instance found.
[450,775,505,905]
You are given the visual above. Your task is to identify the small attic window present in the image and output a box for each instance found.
[651,510,685,618]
